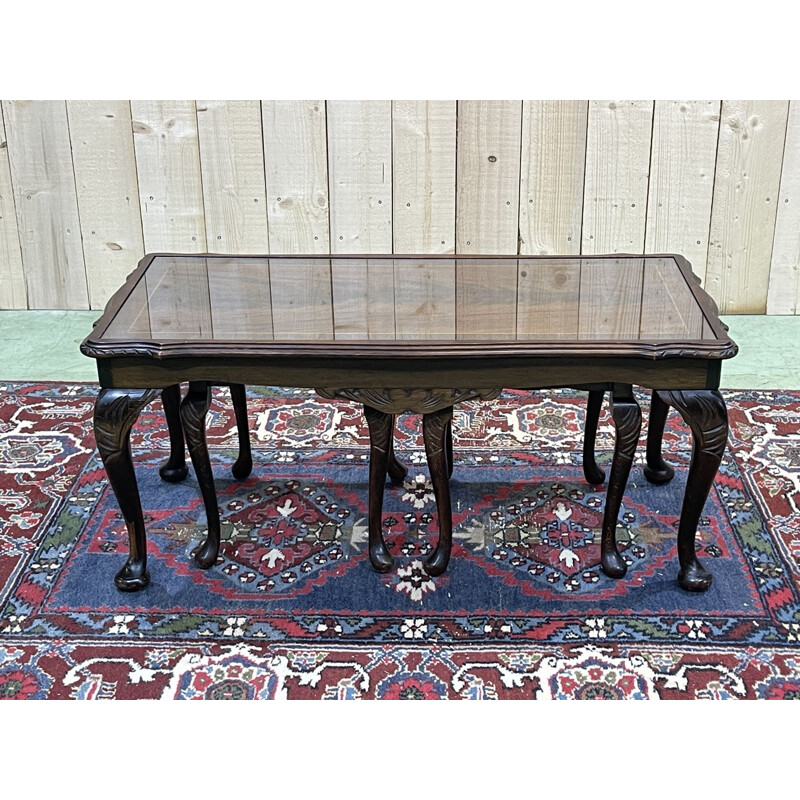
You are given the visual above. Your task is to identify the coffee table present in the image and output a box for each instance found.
[81,253,737,594]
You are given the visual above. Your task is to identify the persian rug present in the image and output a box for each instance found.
[1,382,799,700]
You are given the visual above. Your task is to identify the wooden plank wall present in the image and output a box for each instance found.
[0,99,798,314]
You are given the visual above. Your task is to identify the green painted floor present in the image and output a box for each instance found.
[0,311,798,389]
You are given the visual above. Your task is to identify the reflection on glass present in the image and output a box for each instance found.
[101,256,715,343]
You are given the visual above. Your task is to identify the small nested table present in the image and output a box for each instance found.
[81,253,737,593]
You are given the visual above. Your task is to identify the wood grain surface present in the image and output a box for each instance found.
[1,98,798,314]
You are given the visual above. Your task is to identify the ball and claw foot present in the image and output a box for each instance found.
[601,547,628,579]
[114,560,150,592]
[423,545,450,577]
[369,540,394,573]
[678,559,713,592]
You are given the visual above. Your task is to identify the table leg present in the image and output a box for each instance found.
[180,381,220,569]
[444,419,454,479]
[387,415,408,485]
[643,389,675,485]
[659,389,728,592]
[600,384,641,579]
[94,387,160,591]
[364,405,394,572]
[159,384,189,483]
[583,389,606,485]
[229,383,253,480]
[422,406,454,576]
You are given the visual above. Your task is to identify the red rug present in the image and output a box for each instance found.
[1,382,799,699]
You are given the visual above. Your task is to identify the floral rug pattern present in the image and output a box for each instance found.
[1,383,799,699]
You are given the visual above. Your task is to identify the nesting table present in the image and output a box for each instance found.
[81,253,737,594]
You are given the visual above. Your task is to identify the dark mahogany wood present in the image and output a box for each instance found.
[444,419,454,479]
[363,405,394,572]
[176,390,410,576]
[229,383,253,480]
[159,382,251,481]
[387,415,408,485]
[659,389,728,592]
[83,252,737,593]
[422,406,455,576]
[600,384,642,579]
[179,381,220,569]
[583,389,606,485]
[94,387,160,591]
[159,384,189,483]
[643,389,675,484]
[82,253,738,364]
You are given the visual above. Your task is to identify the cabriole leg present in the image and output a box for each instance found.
[600,385,641,579]
[422,406,455,576]
[643,389,675,485]
[229,383,253,480]
[94,387,160,591]
[444,419,454,479]
[660,390,728,592]
[583,389,606,485]
[364,405,394,572]
[159,384,189,483]
[387,414,408,485]
[180,381,220,569]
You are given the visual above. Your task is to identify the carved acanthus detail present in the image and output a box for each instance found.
[659,390,728,458]
[179,382,211,449]
[610,395,643,463]
[316,387,502,415]
[363,405,393,455]
[94,388,160,459]
[422,406,453,458]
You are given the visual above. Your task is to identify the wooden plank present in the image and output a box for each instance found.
[639,257,703,338]
[327,101,392,254]
[456,100,522,254]
[2,100,88,309]
[706,101,789,313]
[516,259,581,339]
[392,100,456,253]
[268,258,333,339]
[196,100,269,254]
[261,101,329,253]
[130,100,205,253]
[393,258,455,339]
[645,101,721,283]
[456,259,517,338]
[578,258,644,339]
[0,103,27,309]
[143,257,212,338]
[331,258,395,339]
[67,100,145,310]
[582,100,654,254]
[766,101,800,315]
[206,257,273,339]
[519,101,588,255]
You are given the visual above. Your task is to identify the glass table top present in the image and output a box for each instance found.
[98,255,719,345]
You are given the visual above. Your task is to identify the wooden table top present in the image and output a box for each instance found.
[82,253,737,364]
